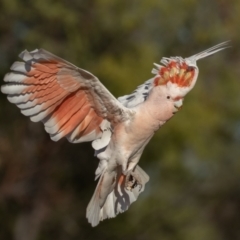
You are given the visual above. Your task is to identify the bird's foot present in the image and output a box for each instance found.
[125,171,142,192]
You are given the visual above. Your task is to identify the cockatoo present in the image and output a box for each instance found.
[1,41,228,226]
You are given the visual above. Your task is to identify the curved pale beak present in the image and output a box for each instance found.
[173,99,183,113]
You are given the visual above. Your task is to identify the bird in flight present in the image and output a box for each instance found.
[1,41,229,226]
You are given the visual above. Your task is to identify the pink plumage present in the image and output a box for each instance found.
[1,42,229,226]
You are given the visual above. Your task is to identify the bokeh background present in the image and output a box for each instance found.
[0,0,240,240]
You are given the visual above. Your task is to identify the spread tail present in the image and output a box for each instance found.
[86,165,149,227]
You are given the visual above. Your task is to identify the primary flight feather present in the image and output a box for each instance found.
[1,42,229,226]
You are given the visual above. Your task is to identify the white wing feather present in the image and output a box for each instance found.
[118,78,154,108]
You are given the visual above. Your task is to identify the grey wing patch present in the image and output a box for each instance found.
[118,78,154,108]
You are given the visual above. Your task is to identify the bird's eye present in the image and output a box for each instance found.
[167,96,170,99]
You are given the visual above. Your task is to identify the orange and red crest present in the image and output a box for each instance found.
[154,61,195,88]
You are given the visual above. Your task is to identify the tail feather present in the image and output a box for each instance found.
[86,173,103,227]
[86,165,149,227]
[86,169,117,227]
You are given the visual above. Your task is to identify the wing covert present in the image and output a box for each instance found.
[118,78,154,108]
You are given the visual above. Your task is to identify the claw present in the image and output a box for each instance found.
[125,172,142,191]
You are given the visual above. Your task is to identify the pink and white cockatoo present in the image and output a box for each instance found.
[1,42,228,226]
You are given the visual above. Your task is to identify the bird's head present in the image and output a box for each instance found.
[152,41,229,109]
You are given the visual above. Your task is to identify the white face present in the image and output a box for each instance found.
[154,85,184,115]
[163,84,184,113]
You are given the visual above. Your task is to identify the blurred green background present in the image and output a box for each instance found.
[0,0,240,240]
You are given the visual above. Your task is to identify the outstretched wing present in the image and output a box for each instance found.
[1,49,132,143]
[118,78,154,108]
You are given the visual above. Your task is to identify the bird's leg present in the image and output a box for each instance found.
[125,170,142,192]
[122,153,143,191]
